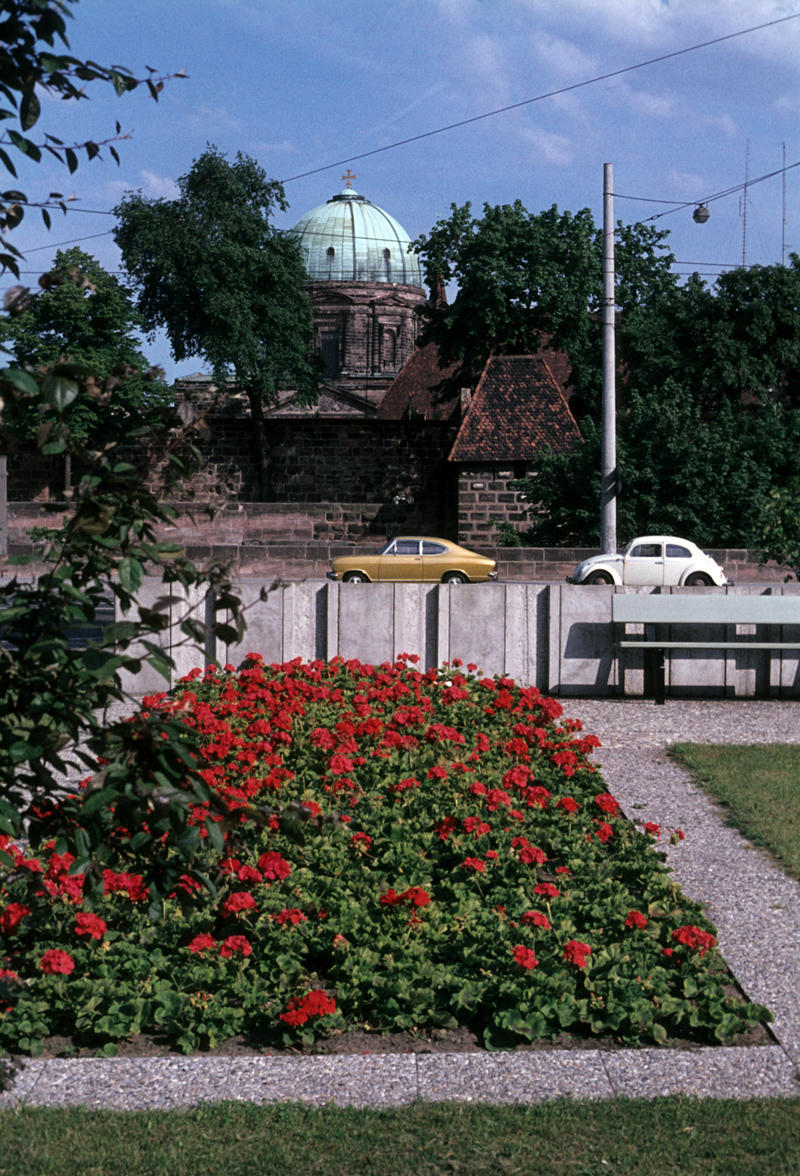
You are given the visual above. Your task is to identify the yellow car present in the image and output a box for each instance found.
[327,537,498,584]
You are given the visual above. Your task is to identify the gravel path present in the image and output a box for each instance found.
[3,697,800,1110]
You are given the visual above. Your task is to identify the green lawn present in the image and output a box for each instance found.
[2,1097,800,1176]
[668,744,800,879]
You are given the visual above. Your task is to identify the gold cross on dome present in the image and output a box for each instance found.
[342,169,356,189]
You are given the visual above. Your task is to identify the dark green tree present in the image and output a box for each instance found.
[513,382,800,552]
[113,148,321,499]
[0,247,171,446]
[412,201,602,411]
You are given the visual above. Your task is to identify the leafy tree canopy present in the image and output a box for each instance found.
[512,382,800,554]
[0,247,171,444]
[0,0,185,277]
[113,148,320,497]
[412,200,679,414]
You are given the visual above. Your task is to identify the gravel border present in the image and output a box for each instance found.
[3,698,800,1110]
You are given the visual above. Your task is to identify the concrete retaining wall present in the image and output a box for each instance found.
[121,580,800,699]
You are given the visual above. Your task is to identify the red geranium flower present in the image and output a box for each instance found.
[563,940,592,968]
[188,933,217,953]
[257,852,291,882]
[219,935,252,958]
[532,883,559,899]
[556,797,580,813]
[643,822,661,840]
[521,910,550,929]
[625,910,648,930]
[0,902,31,935]
[39,949,75,975]
[518,844,547,866]
[275,908,307,926]
[512,945,539,969]
[221,891,257,917]
[280,989,337,1026]
[461,857,485,873]
[433,816,458,840]
[594,793,621,817]
[671,925,716,957]
[74,912,107,940]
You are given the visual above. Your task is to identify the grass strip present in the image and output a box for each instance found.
[1,1097,800,1176]
[668,744,800,879]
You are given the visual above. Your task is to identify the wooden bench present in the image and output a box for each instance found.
[612,593,800,704]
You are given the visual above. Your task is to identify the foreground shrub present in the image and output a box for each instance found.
[0,655,770,1054]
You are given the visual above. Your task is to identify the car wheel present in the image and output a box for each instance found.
[586,571,613,585]
[443,572,468,584]
[685,572,712,587]
[343,571,369,583]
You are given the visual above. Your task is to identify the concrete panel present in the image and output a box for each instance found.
[223,581,285,667]
[116,578,203,694]
[170,584,209,683]
[777,585,800,697]
[337,582,396,666]
[554,585,616,696]
[283,581,327,663]
[666,587,726,697]
[392,583,438,671]
[529,584,550,692]
[724,585,770,698]
[443,583,508,677]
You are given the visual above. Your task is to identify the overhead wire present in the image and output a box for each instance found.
[5,13,797,272]
[277,12,800,184]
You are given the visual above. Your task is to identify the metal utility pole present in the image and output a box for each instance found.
[601,162,617,555]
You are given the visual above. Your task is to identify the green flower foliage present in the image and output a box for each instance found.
[0,656,770,1055]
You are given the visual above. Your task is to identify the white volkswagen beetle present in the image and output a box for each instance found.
[567,536,728,587]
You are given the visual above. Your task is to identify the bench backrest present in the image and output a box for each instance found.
[611,593,800,625]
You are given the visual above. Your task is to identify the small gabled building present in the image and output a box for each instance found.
[448,354,580,545]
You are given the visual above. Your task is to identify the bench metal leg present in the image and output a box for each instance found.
[654,646,666,705]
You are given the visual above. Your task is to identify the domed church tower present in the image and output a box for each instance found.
[289,175,427,411]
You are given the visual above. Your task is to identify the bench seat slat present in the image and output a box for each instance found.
[617,641,800,650]
[611,594,800,625]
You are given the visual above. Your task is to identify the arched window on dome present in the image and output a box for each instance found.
[383,248,391,282]
[326,246,335,279]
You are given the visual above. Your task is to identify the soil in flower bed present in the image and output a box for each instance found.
[13,987,775,1061]
[0,656,773,1057]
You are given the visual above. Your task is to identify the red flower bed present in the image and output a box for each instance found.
[0,655,769,1054]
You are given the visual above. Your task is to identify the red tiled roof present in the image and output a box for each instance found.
[448,354,581,463]
[376,343,461,420]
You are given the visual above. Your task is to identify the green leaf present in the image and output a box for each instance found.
[20,90,41,131]
[41,372,79,412]
[118,557,144,594]
[205,818,224,853]
[1,366,39,395]
[64,146,78,174]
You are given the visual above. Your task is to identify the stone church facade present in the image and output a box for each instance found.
[288,180,428,413]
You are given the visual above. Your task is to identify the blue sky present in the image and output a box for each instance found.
[6,0,800,381]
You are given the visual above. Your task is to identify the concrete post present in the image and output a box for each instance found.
[601,162,617,555]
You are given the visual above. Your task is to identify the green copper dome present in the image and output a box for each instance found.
[290,187,423,287]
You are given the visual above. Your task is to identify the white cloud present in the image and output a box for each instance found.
[516,126,573,167]
[251,140,300,155]
[701,113,738,138]
[187,103,242,134]
[139,170,179,199]
[666,169,710,195]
